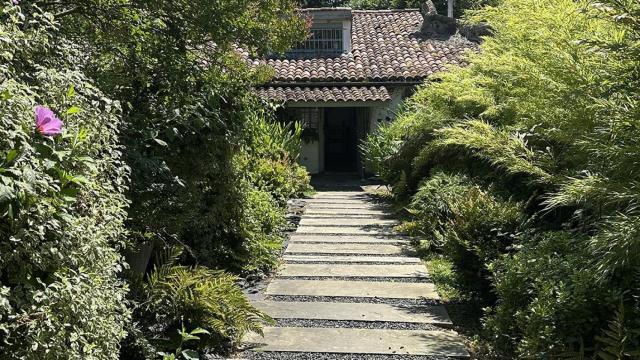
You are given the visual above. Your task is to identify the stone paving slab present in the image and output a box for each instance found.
[286,242,410,255]
[242,189,469,358]
[302,214,390,219]
[305,202,386,210]
[295,226,396,235]
[312,191,366,196]
[283,255,420,263]
[279,264,428,278]
[252,301,452,324]
[288,234,409,244]
[305,208,388,215]
[312,194,370,199]
[299,218,398,226]
[243,327,468,357]
[305,198,376,204]
[266,279,440,299]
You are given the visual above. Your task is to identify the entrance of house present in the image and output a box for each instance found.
[324,108,359,172]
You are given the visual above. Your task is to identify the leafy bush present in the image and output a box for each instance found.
[40,0,307,274]
[486,232,613,356]
[0,4,129,358]
[124,247,271,358]
[246,115,311,205]
[347,0,497,17]
[361,122,402,183]
[248,157,310,206]
[404,172,522,294]
[238,186,287,273]
[3,0,309,358]
[248,115,303,163]
[362,0,640,356]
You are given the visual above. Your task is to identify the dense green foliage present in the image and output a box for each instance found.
[349,0,493,17]
[299,0,495,18]
[1,0,309,358]
[0,4,129,358]
[401,172,522,298]
[363,0,640,356]
[50,0,307,272]
[125,247,272,358]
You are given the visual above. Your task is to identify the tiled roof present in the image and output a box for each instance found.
[257,86,391,103]
[251,10,477,83]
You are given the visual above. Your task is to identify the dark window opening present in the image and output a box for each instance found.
[288,27,344,58]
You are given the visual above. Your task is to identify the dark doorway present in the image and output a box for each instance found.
[324,108,358,172]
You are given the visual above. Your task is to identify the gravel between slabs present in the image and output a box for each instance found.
[284,260,418,265]
[274,319,446,331]
[286,241,410,244]
[240,352,454,360]
[284,253,417,257]
[275,276,430,283]
[266,295,442,306]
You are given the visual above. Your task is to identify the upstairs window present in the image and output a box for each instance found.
[288,26,344,58]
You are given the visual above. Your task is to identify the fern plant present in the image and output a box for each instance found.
[596,302,639,360]
[128,246,273,356]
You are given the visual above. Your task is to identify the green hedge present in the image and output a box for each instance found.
[362,0,640,356]
[0,5,129,358]
[2,0,310,357]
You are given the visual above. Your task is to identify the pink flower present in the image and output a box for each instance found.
[35,106,63,136]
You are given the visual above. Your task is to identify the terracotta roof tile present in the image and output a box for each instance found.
[258,10,477,83]
[257,86,391,103]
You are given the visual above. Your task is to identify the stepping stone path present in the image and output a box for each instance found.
[242,189,469,358]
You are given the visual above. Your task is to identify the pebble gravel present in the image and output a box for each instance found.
[274,319,445,331]
[275,276,429,283]
[266,295,442,306]
[284,252,416,257]
[240,352,453,360]
[284,260,417,265]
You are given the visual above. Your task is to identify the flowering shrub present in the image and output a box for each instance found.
[1,0,308,357]
[0,4,129,359]
[34,106,64,136]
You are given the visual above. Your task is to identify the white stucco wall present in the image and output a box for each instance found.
[369,86,407,132]
[298,115,325,175]
[299,140,321,174]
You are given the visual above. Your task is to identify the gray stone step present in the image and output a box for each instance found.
[303,214,390,219]
[305,198,374,204]
[299,218,398,226]
[288,234,409,244]
[252,301,452,324]
[286,242,410,255]
[243,327,468,357]
[279,264,428,278]
[283,255,420,263]
[296,226,395,235]
[305,203,385,210]
[313,194,370,199]
[305,208,388,215]
[266,279,440,299]
[313,191,366,196]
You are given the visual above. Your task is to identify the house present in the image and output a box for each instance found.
[253,5,480,176]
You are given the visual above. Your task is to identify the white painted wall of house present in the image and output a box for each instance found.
[369,87,407,133]
[299,112,325,174]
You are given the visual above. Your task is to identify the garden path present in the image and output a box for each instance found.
[242,182,468,359]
